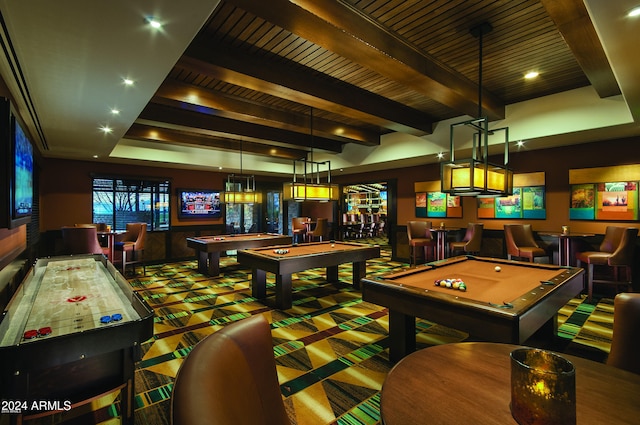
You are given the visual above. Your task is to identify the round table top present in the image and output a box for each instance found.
[381,342,640,425]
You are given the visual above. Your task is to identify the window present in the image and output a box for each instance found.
[92,177,170,231]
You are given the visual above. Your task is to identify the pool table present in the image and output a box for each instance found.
[237,241,380,309]
[361,255,584,362]
[187,233,292,276]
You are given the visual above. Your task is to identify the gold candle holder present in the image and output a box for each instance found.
[510,348,576,425]
[561,225,569,235]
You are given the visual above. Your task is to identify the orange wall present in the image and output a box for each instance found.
[335,137,640,234]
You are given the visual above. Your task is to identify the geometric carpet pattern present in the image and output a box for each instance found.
[22,239,614,425]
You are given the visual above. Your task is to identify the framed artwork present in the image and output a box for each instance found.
[569,184,595,220]
[477,186,546,219]
[595,182,637,220]
[415,192,427,217]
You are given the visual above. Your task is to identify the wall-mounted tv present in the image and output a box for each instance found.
[177,188,222,219]
[0,97,33,228]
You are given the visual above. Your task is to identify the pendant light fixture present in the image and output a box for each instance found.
[441,22,513,197]
[223,138,262,204]
[283,107,339,202]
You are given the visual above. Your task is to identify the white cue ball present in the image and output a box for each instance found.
[495,266,501,272]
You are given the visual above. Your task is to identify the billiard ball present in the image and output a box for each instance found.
[495,266,501,272]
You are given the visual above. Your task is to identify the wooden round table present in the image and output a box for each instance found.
[381,342,640,424]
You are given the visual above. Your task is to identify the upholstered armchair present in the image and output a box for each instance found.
[407,221,436,266]
[61,226,109,257]
[292,217,308,244]
[606,292,640,375]
[504,224,547,262]
[576,226,638,302]
[307,217,327,242]
[450,223,484,256]
[171,315,291,425]
[115,222,147,275]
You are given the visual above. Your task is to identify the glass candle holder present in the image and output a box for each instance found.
[510,348,576,425]
[561,225,569,235]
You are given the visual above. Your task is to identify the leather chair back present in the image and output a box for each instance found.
[292,217,308,231]
[407,221,431,242]
[504,224,539,256]
[62,226,105,255]
[171,315,291,425]
[464,223,484,253]
[600,226,625,253]
[608,227,638,266]
[606,292,640,374]
[127,223,147,250]
[310,218,327,240]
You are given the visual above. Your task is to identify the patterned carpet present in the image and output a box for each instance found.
[23,238,615,425]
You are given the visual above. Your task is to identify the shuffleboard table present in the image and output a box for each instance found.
[186,233,292,276]
[0,255,153,424]
[237,241,380,309]
[361,255,584,362]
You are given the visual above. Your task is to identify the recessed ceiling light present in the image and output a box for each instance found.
[516,140,525,147]
[144,16,162,29]
[524,71,539,80]
[437,152,445,159]
[93,154,99,158]
[628,7,640,17]
[99,125,113,134]
[123,78,134,86]
[110,108,120,115]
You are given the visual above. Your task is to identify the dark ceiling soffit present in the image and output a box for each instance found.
[137,102,344,153]
[154,79,381,146]
[125,123,309,160]
[225,0,505,121]
[182,46,434,135]
[540,0,620,98]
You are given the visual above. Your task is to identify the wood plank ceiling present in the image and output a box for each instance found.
[128,0,618,162]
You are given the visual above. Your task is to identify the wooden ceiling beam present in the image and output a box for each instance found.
[225,0,505,120]
[183,45,433,134]
[540,0,620,98]
[154,79,380,146]
[137,101,344,153]
[125,123,308,160]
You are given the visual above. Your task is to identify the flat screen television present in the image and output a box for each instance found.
[1,97,33,228]
[177,188,222,219]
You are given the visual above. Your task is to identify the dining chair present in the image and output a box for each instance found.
[407,221,435,266]
[307,217,327,242]
[61,226,109,257]
[171,315,291,425]
[606,292,640,375]
[114,222,147,275]
[292,217,308,243]
[450,223,484,255]
[576,226,638,302]
[503,224,548,262]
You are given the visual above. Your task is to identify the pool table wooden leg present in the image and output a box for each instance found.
[388,309,416,363]
[352,261,366,289]
[275,273,293,310]
[197,251,209,274]
[251,268,267,299]
[326,265,339,282]
[207,251,221,276]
